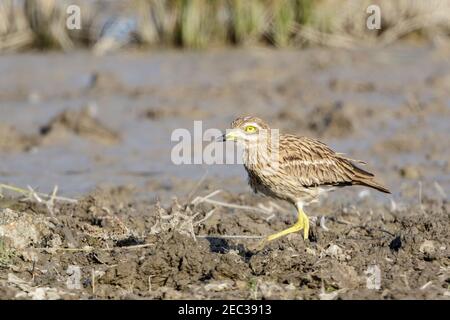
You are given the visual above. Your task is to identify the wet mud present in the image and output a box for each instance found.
[0,45,449,299]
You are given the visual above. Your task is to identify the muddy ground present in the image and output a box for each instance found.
[0,43,449,299]
[0,189,448,299]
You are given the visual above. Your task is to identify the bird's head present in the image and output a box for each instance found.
[218,116,271,147]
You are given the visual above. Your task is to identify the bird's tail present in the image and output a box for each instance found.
[351,164,391,194]
[357,178,391,194]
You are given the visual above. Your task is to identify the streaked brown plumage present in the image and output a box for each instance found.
[221,116,390,243]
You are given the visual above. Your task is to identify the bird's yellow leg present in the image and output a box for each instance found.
[266,207,309,241]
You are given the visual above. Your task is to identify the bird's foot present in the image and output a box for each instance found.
[251,210,310,250]
[250,238,268,252]
[263,211,310,245]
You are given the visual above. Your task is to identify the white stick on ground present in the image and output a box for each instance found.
[191,189,223,205]
[193,208,216,226]
[34,243,155,253]
[0,183,77,203]
[192,190,278,217]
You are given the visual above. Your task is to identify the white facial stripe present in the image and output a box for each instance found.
[234,129,247,139]
[227,128,247,139]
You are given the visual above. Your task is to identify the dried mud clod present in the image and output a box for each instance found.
[140,105,211,121]
[0,189,449,300]
[276,101,354,138]
[306,101,354,138]
[0,124,38,153]
[138,232,252,294]
[0,208,55,250]
[88,71,125,93]
[0,106,120,154]
[39,107,121,145]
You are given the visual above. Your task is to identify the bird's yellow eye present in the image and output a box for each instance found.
[244,125,257,133]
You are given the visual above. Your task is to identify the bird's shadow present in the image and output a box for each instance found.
[204,237,255,262]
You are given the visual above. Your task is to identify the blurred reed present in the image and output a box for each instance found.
[1,0,450,53]
[299,0,450,47]
[24,0,74,50]
[0,0,33,51]
[135,0,313,48]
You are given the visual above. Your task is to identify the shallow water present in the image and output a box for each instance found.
[0,45,449,202]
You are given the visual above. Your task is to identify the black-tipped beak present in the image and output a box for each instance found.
[217,133,226,142]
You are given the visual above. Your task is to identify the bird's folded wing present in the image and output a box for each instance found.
[278,135,356,187]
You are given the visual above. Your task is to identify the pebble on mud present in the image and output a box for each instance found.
[399,165,421,179]
[0,208,52,249]
[419,240,436,260]
[204,280,233,292]
[323,244,350,262]
[389,236,402,252]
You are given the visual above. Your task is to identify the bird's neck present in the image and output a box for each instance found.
[242,140,279,169]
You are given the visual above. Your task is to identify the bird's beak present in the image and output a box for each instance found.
[217,131,238,142]
[217,133,226,142]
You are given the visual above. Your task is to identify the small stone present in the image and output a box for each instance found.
[389,236,402,252]
[0,208,49,249]
[419,240,436,261]
[204,280,232,292]
[419,240,435,255]
[21,249,39,263]
[323,244,349,261]
[235,280,248,290]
